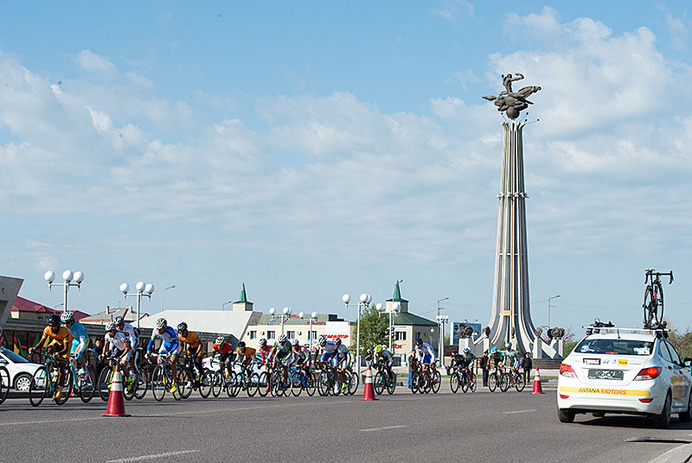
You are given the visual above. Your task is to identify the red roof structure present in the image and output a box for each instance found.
[12,296,90,321]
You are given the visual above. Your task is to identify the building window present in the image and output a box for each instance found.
[286,330,295,339]
[249,331,257,340]
[395,331,407,341]
[267,330,275,340]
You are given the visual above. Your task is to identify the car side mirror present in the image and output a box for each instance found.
[684,358,692,367]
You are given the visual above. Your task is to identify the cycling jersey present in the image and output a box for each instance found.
[415,343,436,365]
[461,353,476,368]
[179,330,203,356]
[257,345,273,364]
[106,331,132,361]
[237,346,257,363]
[67,321,89,359]
[504,349,519,368]
[335,344,350,367]
[213,342,233,355]
[489,351,504,366]
[318,340,337,361]
[292,346,307,366]
[271,342,293,365]
[375,346,393,367]
[147,326,180,355]
[118,321,138,349]
[42,325,73,358]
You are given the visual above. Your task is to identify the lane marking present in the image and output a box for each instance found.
[503,409,536,414]
[106,450,198,462]
[360,425,408,432]
[0,416,103,427]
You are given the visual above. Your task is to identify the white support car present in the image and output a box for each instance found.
[0,348,41,392]
[557,326,692,428]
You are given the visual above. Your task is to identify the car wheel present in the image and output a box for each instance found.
[14,373,33,392]
[558,408,575,423]
[654,392,672,429]
[679,391,692,422]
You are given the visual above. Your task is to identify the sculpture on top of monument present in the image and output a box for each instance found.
[482,72,541,120]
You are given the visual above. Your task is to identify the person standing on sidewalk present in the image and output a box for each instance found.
[408,349,417,389]
[520,351,533,383]
[480,350,490,387]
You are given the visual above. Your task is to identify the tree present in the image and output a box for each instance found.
[668,326,692,360]
[357,304,388,355]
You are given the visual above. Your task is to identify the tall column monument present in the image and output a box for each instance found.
[482,73,542,354]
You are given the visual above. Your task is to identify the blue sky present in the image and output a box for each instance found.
[2,1,692,335]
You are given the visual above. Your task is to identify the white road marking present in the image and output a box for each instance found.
[503,409,537,414]
[106,450,198,462]
[0,416,103,427]
[360,425,408,432]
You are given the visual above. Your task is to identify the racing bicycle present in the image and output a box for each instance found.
[643,268,673,329]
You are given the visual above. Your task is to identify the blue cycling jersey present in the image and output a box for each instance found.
[147,326,180,351]
[67,321,89,341]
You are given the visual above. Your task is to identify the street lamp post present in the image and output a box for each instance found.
[120,281,155,330]
[161,285,176,311]
[44,270,85,314]
[221,300,232,310]
[379,302,400,353]
[547,294,561,329]
[308,311,318,346]
[437,297,449,368]
[268,307,292,336]
[342,292,372,374]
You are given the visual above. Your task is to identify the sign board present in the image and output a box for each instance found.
[452,321,482,345]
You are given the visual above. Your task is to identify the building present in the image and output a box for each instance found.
[243,313,353,350]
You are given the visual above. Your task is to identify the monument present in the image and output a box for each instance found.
[474,74,560,358]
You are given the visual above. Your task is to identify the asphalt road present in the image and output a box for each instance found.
[1,383,692,463]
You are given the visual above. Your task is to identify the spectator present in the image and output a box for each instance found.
[93,338,105,375]
[408,349,417,389]
[520,351,533,383]
[364,348,373,367]
[480,350,489,387]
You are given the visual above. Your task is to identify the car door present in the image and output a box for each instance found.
[663,340,691,408]
[659,340,688,409]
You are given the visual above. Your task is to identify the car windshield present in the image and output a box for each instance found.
[0,348,30,363]
[574,339,653,356]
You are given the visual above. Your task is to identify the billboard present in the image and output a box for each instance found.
[452,321,482,345]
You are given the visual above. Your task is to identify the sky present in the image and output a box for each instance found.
[2,1,692,336]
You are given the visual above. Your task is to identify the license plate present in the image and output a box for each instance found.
[583,358,601,365]
[588,369,624,380]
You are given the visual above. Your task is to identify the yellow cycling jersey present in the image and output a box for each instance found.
[42,326,73,344]
[178,330,202,349]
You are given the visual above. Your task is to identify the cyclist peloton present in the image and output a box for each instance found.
[102,321,134,390]
[147,318,180,394]
[373,344,394,380]
[61,311,89,376]
[177,322,205,384]
[30,314,73,400]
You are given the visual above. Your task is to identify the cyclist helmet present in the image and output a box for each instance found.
[215,336,225,345]
[463,347,470,354]
[278,334,287,344]
[114,316,124,326]
[334,337,342,345]
[374,345,383,354]
[491,347,497,354]
[416,338,423,346]
[60,311,74,324]
[177,322,188,332]
[506,342,512,349]
[105,321,117,332]
[238,341,246,348]
[47,314,61,326]
[318,335,327,346]
[293,339,300,346]
[259,338,267,347]
[155,318,167,329]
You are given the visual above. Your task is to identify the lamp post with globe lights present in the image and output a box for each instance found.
[120,281,155,330]
[297,311,319,346]
[342,292,372,373]
[268,307,293,336]
[378,302,400,353]
[43,270,85,314]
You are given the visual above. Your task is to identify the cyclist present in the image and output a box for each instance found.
[103,321,134,390]
[415,338,436,374]
[114,316,138,369]
[373,344,394,380]
[212,336,235,377]
[177,322,204,384]
[257,338,273,367]
[61,311,89,376]
[334,337,351,391]
[146,318,180,393]
[460,347,476,382]
[503,342,519,369]
[30,314,73,399]
[489,346,504,371]
[236,341,257,368]
[291,340,310,383]
[270,335,293,385]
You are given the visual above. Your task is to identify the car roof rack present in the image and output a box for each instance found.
[582,325,668,338]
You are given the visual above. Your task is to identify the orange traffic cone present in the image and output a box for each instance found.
[531,367,544,395]
[359,364,378,401]
[102,364,131,417]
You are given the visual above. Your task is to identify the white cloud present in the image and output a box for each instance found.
[76,50,116,74]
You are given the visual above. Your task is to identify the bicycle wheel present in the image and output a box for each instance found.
[78,366,96,403]
[499,372,510,392]
[643,285,655,327]
[488,373,497,392]
[199,371,213,399]
[431,371,441,394]
[304,370,316,397]
[177,368,193,400]
[257,371,269,397]
[54,368,74,405]
[0,366,9,404]
[151,365,166,402]
[450,372,459,393]
[410,371,419,394]
[123,371,136,401]
[289,371,301,397]
[469,373,477,393]
[211,371,223,397]
[374,371,385,395]
[317,370,329,397]
[386,372,395,395]
[515,372,526,392]
[134,368,148,400]
[461,372,469,393]
[244,372,258,397]
[98,367,113,402]
[226,371,240,397]
[169,368,182,401]
[29,367,48,407]
[421,371,432,394]
[351,370,361,395]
